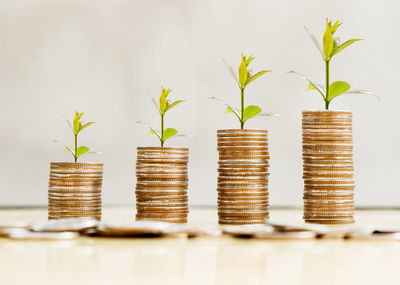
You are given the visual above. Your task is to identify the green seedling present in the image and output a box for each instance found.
[211,53,279,129]
[139,87,185,147]
[58,111,96,162]
[289,18,374,110]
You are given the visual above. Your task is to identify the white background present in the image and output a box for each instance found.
[0,0,397,207]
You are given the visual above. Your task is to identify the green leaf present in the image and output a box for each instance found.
[73,113,81,135]
[243,54,254,66]
[166,100,185,112]
[323,24,334,61]
[243,105,262,122]
[159,93,167,115]
[225,106,241,120]
[64,146,75,156]
[332,39,363,56]
[238,60,248,89]
[210,97,241,120]
[149,128,162,140]
[225,106,234,114]
[328,81,351,101]
[328,19,341,35]
[80,122,95,132]
[75,111,83,120]
[162,87,172,98]
[306,82,318,92]
[137,121,162,141]
[76,146,89,158]
[287,71,326,100]
[163,128,178,141]
[304,26,325,60]
[246,70,272,85]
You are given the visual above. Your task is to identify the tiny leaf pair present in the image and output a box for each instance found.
[63,111,96,162]
[291,18,374,110]
[213,54,277,129]
[144,87,185,147]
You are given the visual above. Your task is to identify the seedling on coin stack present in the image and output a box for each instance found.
[288,18,371,110]
[143,87,185,147]
[48,111,103,220]
[211,53,278,129]
[135,87,189,223]
[63,111,96,162]
[211,54,277,225]
[289,19,373,225]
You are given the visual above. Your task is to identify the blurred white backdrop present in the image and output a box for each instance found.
[0,0,397,207]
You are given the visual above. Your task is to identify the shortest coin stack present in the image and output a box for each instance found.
[217,129,270,225]
[302,111,354,224]
[48,162,103,220]
[135,147,189,223]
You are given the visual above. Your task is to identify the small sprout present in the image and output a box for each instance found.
[61,111,96,162]
[290,18,374,110]
[141,87,186,147]
[213,53,278,129]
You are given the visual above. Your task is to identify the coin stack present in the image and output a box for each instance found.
[302,111,354,224]
[135,147,189,223]
[217,129,270,225]
[48,162,103,220]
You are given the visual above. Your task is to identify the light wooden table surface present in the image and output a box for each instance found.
[0,207,399,285]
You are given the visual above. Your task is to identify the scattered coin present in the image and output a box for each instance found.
[30,217,99,232]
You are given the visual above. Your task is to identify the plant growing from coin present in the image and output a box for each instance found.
[289,18,373,110]
[211,53,278,129]
[139,87,185,147]
[57,111,96,162]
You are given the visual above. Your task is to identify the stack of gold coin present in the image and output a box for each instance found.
[48,162,103,220]
[135,147,189,223]
[217,129,269,225]
[302,111,354,224]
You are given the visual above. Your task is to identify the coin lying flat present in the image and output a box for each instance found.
[7,228,79,240]
[93,221,174,237]
[30,217,99,232]
[222,224,316,239]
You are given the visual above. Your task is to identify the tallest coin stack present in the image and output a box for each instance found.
[217,129,270,225]
[302,110,355,224]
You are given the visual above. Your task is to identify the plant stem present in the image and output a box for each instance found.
[74,134,78,163]
[240,88,244,129]
[161,114,164,147]
[325,60,330,110]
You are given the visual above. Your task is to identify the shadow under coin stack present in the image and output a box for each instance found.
[302,110,354,224]
[217,129,270,225]
[135,147,189,223]
[48,162,103,220]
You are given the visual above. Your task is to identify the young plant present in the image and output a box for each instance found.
[289,18,373,110]
[139,87,185,147]
[211,53,278,129]
[61,111,96,162]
